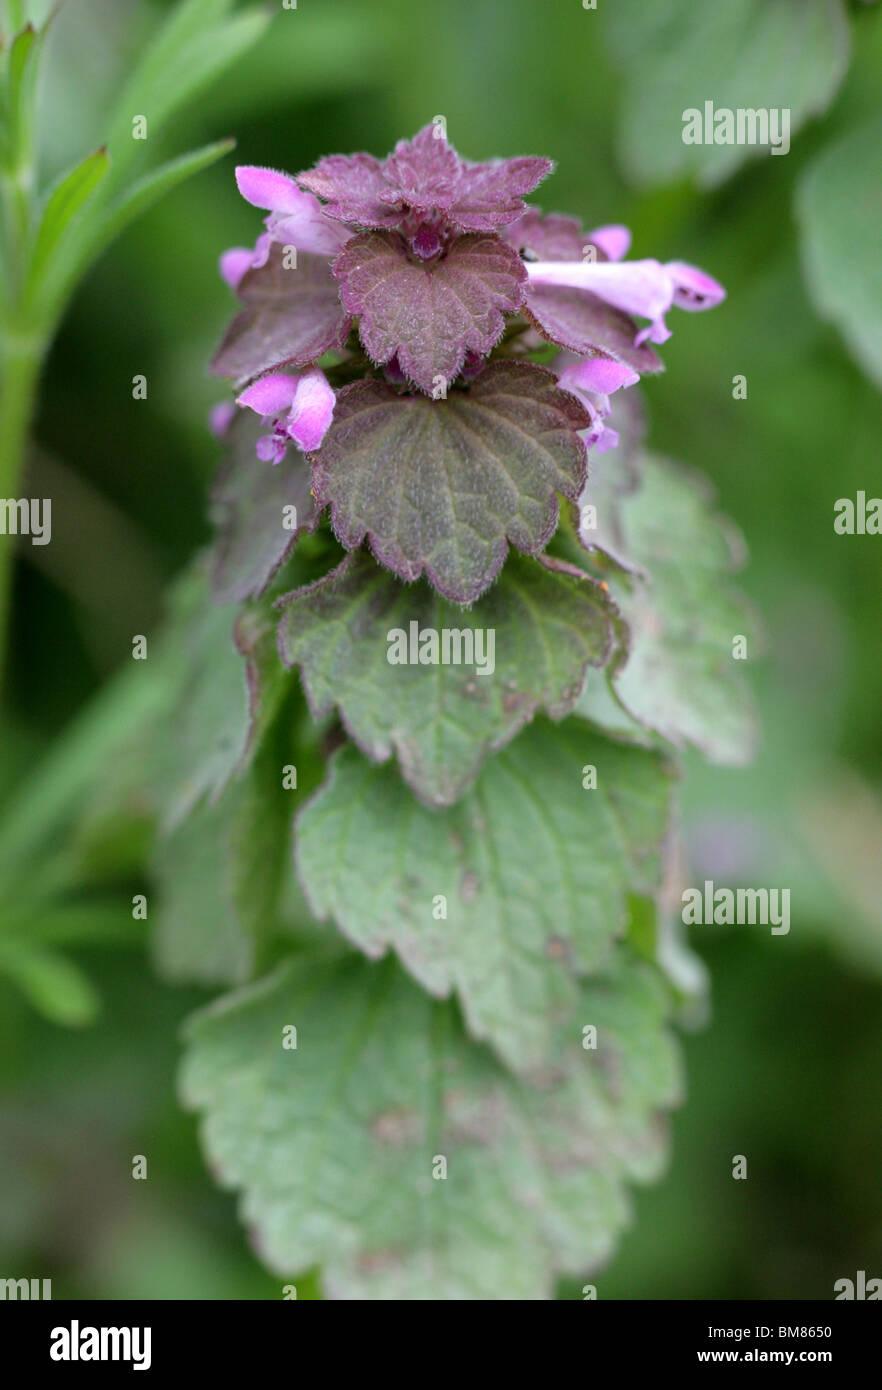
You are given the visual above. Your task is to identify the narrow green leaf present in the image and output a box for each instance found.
[3,24,37,162]
[25,145,109,289]
[99,137,235,255]
[46,138,233,311]
[2,901,145,949]
[104,7,270,185]
[0,939,100,1026]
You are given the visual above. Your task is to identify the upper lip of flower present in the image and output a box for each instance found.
[523,254,726,346]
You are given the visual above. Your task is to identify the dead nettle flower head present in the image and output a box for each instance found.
[209,125,725,602]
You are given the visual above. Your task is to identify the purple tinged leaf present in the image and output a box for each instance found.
[333,230,527,394]
[209,411,320,604]
[446,154,554,231]
[311,360,591,604]
[297,151,396,228]
[506,208,604,263]
[210,244,351,385]
[298,124,552,233]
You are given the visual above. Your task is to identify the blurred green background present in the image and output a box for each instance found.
[1,0,880,1299]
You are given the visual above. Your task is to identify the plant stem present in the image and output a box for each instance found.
[5,2,27,32]
[0,0,41,690]
[0,323,45,685]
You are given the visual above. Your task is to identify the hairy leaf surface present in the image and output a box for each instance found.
[210,246,351,383]
[575,451,757,764]
[311,361,590,603]
[295,720,675,1071]
[277,550,616,805]
[180,952,681,1299]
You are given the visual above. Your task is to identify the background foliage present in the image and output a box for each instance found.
[1,0,880,1299]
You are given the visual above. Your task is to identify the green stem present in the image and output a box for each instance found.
[5,1,27,32]
[0,324,45,686]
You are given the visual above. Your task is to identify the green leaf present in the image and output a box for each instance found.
[104,4,269,185]
[46,139,234,312]
[796,114,882,387]
[152,755,290,988]
[180,952,681,1299]
[0,21,37,170]
[0,939,100,1026]
[25,145,109,289]
[313,361,590,604]
[573,450,758,765]
[209,409,321,604]
[0,659,170,884]
[97,137,235,254]
[278,549,616,806]
[153,581,290,833]
[604,0,850,187]
[295,719,675,1072]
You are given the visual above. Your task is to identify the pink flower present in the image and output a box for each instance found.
[218,247,254,291]
[557,357,639,454]
[220,166,353,284]
[525,243,725,346]
[208,400,236,438]
[236,368,336,459]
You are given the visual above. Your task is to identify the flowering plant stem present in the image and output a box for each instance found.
[0,324,44,680]
[0,36,41,689]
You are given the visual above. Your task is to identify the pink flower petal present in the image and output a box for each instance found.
[235,166,351,257]
[665,260,727,312]
[235,165,306,214]
[558,357,640,396]
[285,368,336,452]
[237,373,299,416]
[251,230,273,270]
[219,247,254,290]
[586,224,631,262]
[256,432,288,465]
[526,258,674,326]
[591,424,620,453]
[208,401,236,438]
[265,205,351,257]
